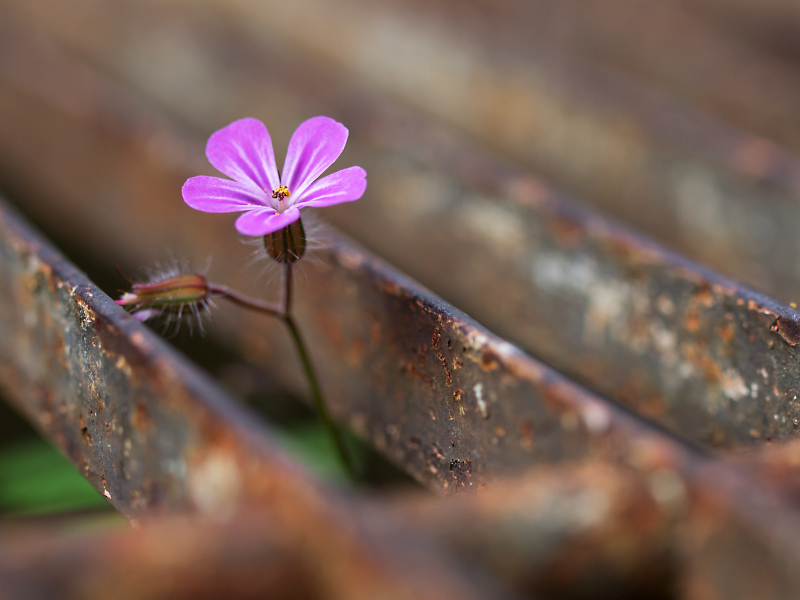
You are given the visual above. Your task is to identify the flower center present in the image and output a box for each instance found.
[272,185,291,201]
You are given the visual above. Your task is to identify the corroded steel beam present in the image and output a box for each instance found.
[7,456,800,600]
[392,460,800,600]
[8,0,800,306]
[2,7,800,453]
[0,198,505,600]
[0,514,316,600]
[5,19,800,599]
[38,0,800,302]
[3,67,800,600]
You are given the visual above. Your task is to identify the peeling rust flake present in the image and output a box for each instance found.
[774,315,800,346]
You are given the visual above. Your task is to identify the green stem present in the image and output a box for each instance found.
[209,266,359,480]
[281,263,357,480]
[281,311,358,480]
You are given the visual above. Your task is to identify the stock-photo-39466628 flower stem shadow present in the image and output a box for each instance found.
[117,116,367,480]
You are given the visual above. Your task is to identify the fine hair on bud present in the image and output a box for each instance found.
[116,257,215,336]
[264,218,306,263]
[244,210,330,285]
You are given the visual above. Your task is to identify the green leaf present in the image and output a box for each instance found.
[0,438,112,516]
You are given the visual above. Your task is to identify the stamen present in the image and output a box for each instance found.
[272,185,291,201]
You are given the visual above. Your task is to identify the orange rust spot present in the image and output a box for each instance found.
[133,402,152,430]
[637,394,667,417]
[680,344,721,384]
[80,413,93,446]
[404,362,434,388]
[699,355,722,384]
[431,327,441,350]
[346,339,365,367]
[619,373,664,416]
[685,307,701,333]
[520,421,535,448]
[436,351,452,386]
[692,284,714,307]
[719,320,735,344]
[603,236,638,263]
[449,459,472,487]
[480,351,499,372]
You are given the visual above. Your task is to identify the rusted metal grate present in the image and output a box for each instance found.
[4,1,800,598]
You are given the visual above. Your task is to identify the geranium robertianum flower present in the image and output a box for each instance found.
[182,116,367,262]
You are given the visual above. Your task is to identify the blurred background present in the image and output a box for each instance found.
[3,0,800,519]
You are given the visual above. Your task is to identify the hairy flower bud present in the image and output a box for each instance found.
[263,218,307,263]
[116,272,212,332]
[117,273,210,308]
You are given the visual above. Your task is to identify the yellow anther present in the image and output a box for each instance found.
[272,185,291,201]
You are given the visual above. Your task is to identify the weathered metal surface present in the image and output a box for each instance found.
[64,0,800,305]
[6,8,800,599]
[8,457,800,600]
[3,8,800,452]
[392,459,800,600]
[0,198,507,600]
[0,513,316,600]
[725,440,800,506]
[395,461,676,600]
[4,76,800,599]
[351,121,800,449]
[8,0,800,307]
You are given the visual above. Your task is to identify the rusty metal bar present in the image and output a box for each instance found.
[0,513,316,600]
[0,198,507,600]
[7,454,800,599]
[7,0,800,304]
[3,45,800,600]
[3,5,800,452]
[5,13,800,599]
[391,459,800,600]
[67,0,800,304]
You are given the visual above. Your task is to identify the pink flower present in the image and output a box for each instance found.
[182,117,367,236]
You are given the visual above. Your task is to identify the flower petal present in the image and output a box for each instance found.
[206,118,280,191]
[132,308,161,322]
[182,176,267,213]
[234,206,302,237]
[295,166,367,208]
[282,116,348,197]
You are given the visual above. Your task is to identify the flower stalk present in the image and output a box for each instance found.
[213,261,358,479]
[280,262,358,479]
